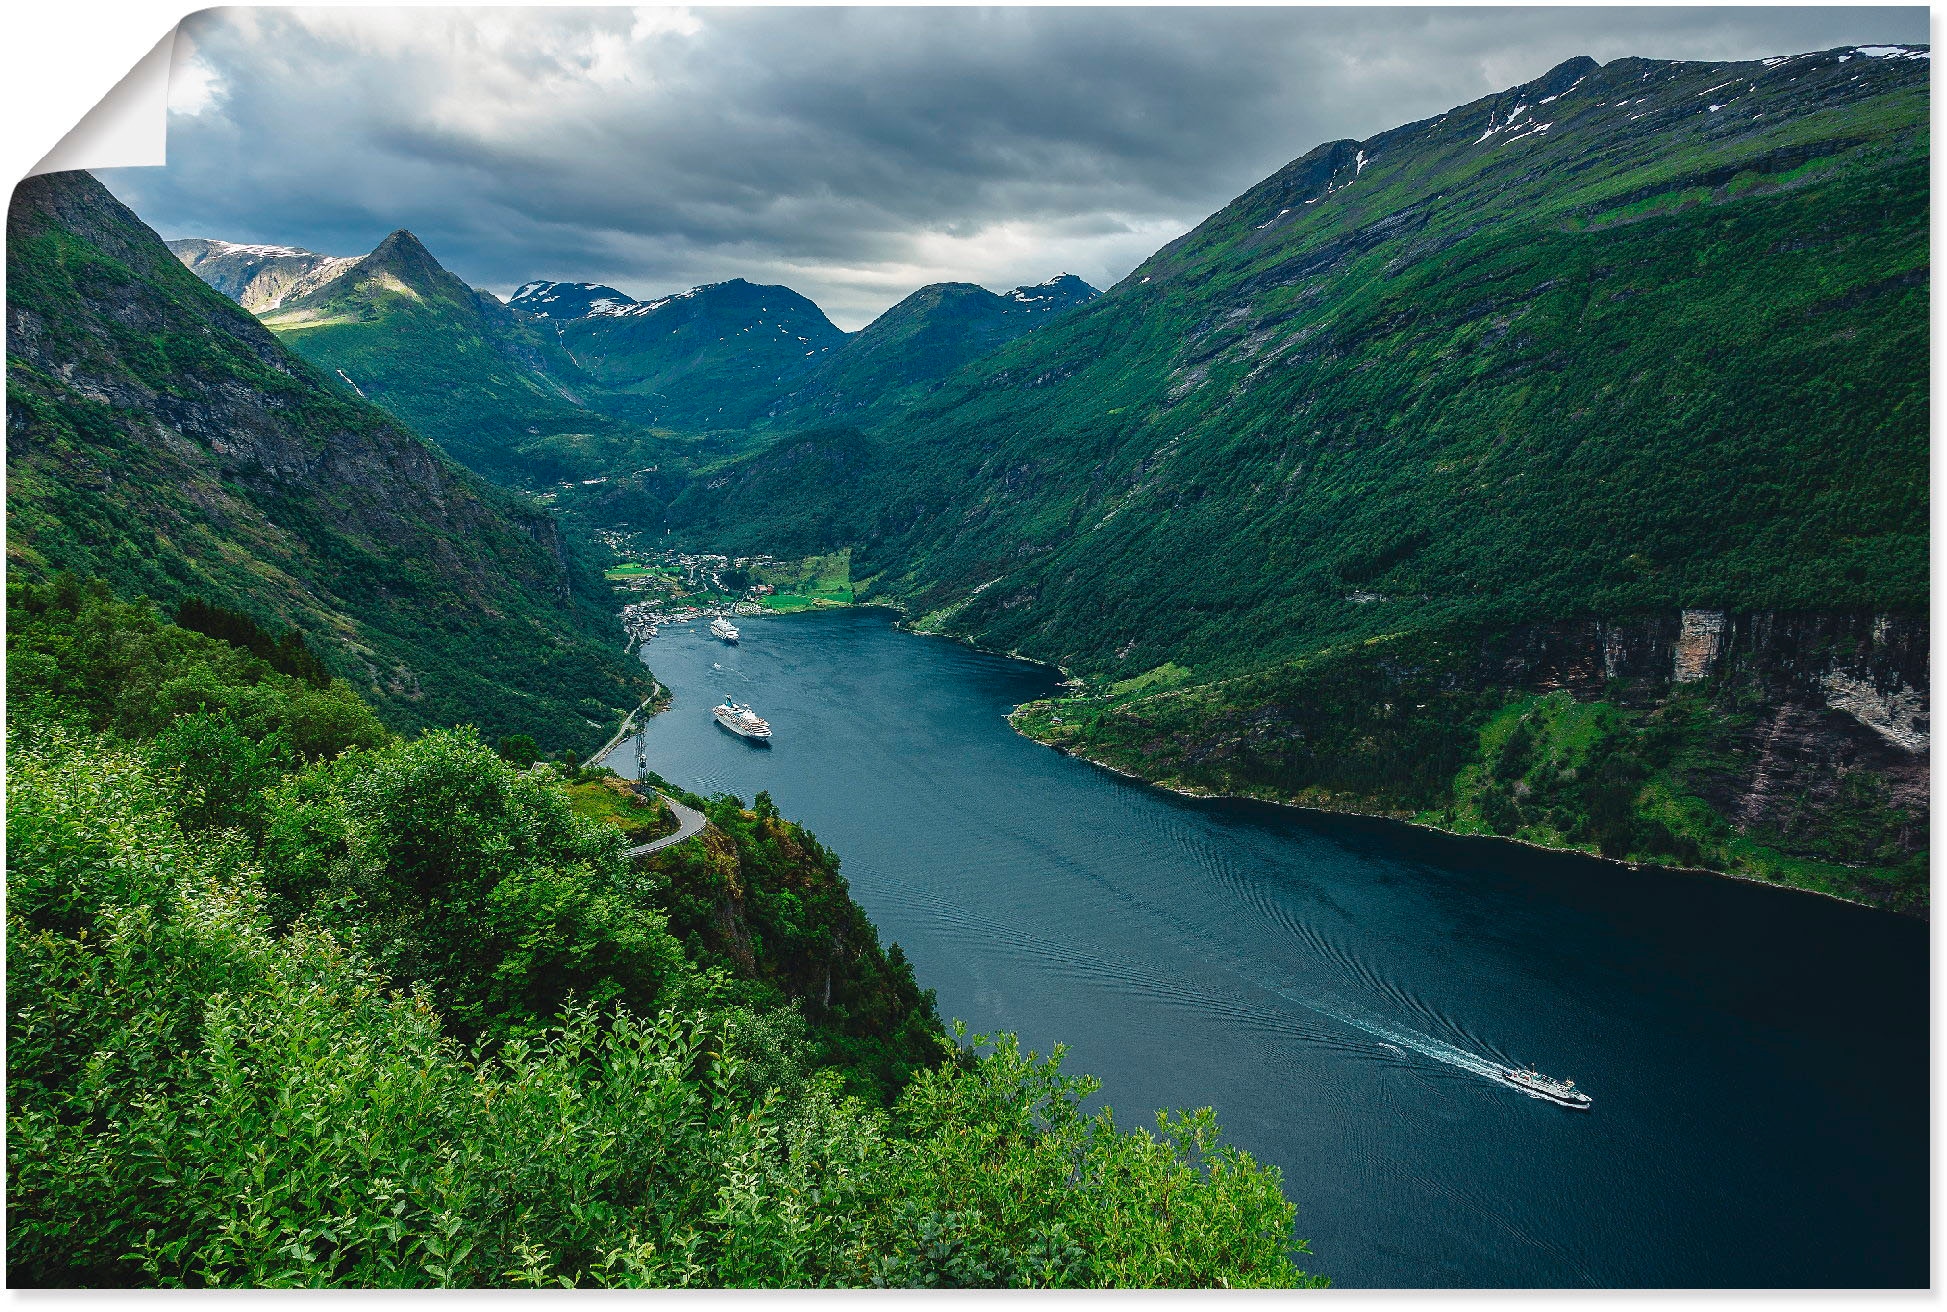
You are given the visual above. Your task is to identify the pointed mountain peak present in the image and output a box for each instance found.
[371,228,430,258]
[258,227,478,316]
[1005,274,1100,311]
[321,227,480,306]
[1529,54,1600,96]
[362,229,444,279]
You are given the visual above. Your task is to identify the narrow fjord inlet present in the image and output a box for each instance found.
[609,611,1926,1288]
[9,6,1928,1290]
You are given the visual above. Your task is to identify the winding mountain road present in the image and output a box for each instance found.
[625,792,707,857]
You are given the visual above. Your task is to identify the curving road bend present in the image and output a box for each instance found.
[625,792,707,857]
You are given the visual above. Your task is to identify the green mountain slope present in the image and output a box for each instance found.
[252,230,665,481]
[551,277,849,430]
[663,47,1930,906]
[763,275,1099,425]
[7,171,647,750]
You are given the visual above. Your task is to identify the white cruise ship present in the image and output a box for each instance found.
[710,615,740,643]
[712,700,772,741]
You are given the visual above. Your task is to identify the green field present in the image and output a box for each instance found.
[752,549,855,611]
[564,775,674,843]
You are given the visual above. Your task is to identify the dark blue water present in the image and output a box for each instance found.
[607,609,1927,1288]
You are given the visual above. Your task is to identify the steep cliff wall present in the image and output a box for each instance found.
[1481,610,1928,892]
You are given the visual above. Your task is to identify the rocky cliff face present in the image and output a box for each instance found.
[1485,611,1926,719]
[1481,609,1929,871]
[167,237,357,312]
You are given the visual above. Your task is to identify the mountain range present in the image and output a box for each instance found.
[172,236,1102,476]
[145,44,1934,907]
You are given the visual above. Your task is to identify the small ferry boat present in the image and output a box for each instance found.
[712,700,772,742]
[1500,1064,1592,1111]
[710,616,740,644]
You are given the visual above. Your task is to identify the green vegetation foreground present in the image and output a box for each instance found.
[6,580,1321,1287]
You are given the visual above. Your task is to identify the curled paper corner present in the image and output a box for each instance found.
[29,23,181,178]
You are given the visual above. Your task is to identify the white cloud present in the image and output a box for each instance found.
[166,32,225,117]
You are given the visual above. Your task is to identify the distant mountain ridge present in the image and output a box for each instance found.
[508,280,637,319]
[1001,274,1098,313]
[539,277,848,430]
[167,237,358,312]
[173,230,1106,453]
[765,274,1100,423]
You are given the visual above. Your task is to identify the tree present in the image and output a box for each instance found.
[497,734,541,768]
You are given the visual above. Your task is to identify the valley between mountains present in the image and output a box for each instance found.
[5,31,1931,1289]
[30,43,1928,916]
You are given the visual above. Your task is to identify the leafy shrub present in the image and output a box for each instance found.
[7,729,1322,1288]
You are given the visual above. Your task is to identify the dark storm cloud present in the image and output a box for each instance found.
[98,6,1929,327]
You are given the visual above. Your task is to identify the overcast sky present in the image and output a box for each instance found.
[96,5,1927,329]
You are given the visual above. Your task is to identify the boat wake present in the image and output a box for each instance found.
[869,868,1581,1105]
[1298,991,1515,1084]
[1235,983,1589,1106]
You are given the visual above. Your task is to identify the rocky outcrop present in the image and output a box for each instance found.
[1482,608,1929,874]
[1822,670,1928,753]
[167,238,357,313]
[1673,609,1728,683]
[1485,611,1927,727]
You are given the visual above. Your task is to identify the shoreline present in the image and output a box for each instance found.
[614,589,1914,920]
[589,677,666,765]
[1008,708,1909,918]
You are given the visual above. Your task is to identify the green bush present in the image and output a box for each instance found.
[7,728,1321,1288]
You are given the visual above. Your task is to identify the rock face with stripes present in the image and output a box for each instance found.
[1673,610,1728,683]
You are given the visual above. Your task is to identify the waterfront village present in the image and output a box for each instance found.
[594,531,857,650]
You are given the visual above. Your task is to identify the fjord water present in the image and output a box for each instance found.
[608,610,1925,1288]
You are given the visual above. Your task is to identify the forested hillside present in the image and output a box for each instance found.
[675,49,1927,655]
[7,580,1319,1288]
[7,172,647,752]
[760,275,1099,426]
[659,48,1930,907]
[256,230,668,483]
